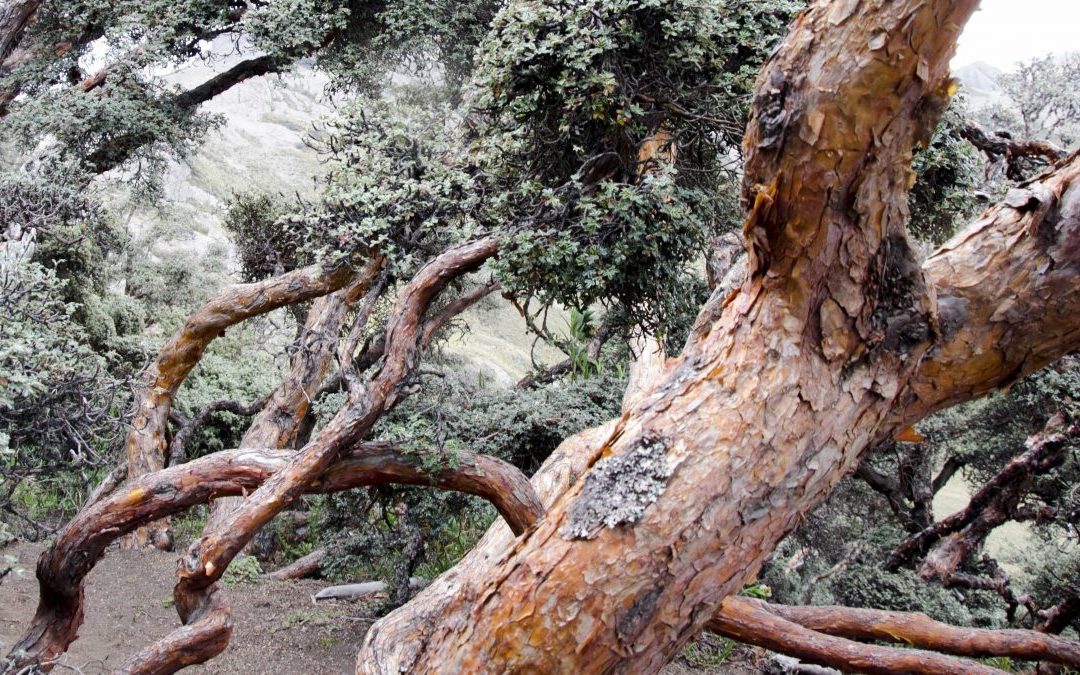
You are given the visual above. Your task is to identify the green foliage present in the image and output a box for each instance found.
[681,633,735,668]
[222,555,263,586]
[320,372,625,586]
[0,255,125,530]
[244,0,349,62]
[223,192,308,281]
[565,308,599,379]
[317,0,500,97]
[997,52,1080,147]
[909,99,983,245]
[312,100,480,276]
[472,0,803,333]
[830,564,973,626]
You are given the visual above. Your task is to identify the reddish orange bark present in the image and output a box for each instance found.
[4,442,539,671]
[358,2,1080,672]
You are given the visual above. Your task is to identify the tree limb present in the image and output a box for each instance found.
[4,439,540,672]
[124,260,361,549]
[707,597,999,675]
[886,413,1076,573]
[960,121,1065,181]
[718,598,1080,669]
[167,398,266,467]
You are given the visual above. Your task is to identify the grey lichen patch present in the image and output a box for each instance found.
[563,436,672,540]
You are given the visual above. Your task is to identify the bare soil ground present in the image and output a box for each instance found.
[0,541,758,674]
[1,541,377,673]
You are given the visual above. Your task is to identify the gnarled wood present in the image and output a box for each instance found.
[3,441,539,672]
[960,121,1065,181]
[886,413,1076,577]
[124,261,362,549]
[206,261,384,530]
[361,1,981,670]
[730,599,1080,668]
[127,238,500,673]
[708,597,999,675]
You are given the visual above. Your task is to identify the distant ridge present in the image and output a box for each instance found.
[954,60,1004,103]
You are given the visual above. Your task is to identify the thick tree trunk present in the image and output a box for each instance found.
[358,1,1080,671]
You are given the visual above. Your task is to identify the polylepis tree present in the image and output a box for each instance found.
[7,0,1080,673]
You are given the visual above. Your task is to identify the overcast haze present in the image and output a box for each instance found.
[954,0,1079,70]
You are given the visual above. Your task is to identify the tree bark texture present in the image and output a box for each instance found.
[206,263,384,531]
[709,597,1000,675]
[0,0,38,66]
[119,238,499,671]
[358,2,1080,671]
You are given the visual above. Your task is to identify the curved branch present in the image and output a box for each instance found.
[124,260,359,549]
[362,1,982,669]
[960,122,1065,181]
[887,412,1076,573]
[734,599,1080,668]
[4,441,540,671]
[129,238,499,672]
[707,597,999,675]
[205,261,385,532]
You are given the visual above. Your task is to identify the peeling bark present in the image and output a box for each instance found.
[360,2,1080,671]
[126,238,498,672]
[206,262,384,531]
[361,1,983,670]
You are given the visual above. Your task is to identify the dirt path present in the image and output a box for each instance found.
[1,541,756,673]
[1,541,376,673]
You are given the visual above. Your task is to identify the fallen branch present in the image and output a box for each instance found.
[263,548,326,582]
[745,599,1080,668]
[312,578,427,602]
[708,597,1000,675]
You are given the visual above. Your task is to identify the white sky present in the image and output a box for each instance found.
[953,0,1080,70]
